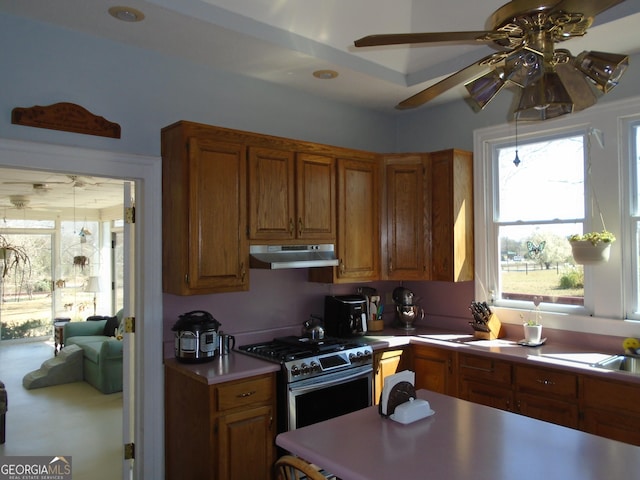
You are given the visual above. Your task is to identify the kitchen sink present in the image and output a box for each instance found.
[594,354,640,374]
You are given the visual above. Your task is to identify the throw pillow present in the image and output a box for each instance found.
[103,315,120,337]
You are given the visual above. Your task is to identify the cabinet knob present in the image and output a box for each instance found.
[298,217,303,235]
[237,390,256,398]
[289,218,294,234]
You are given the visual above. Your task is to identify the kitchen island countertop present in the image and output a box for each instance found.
[276,389,640,480]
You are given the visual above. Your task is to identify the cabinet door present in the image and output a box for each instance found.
[217,405,275,480]
[412,345,457,396]
[430,149,474,282]
[248,147,296,240]
[296,153,336,240]
[459,378,513,411]
[374,349,408,404]
[514,364,579,428]
[335,157,380,281]
[516,392,579,428]
[458,353,513,411]
[581,375,640,445]
[188,138,248,292]
[385,158,427,280]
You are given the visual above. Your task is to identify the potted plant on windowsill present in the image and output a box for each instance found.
[520,296,543,345]
[568,230,616,265]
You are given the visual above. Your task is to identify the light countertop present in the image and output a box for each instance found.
[164,354,280,385]
[276,389,640,480]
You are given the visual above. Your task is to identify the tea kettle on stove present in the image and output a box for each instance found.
[302,315,325,341]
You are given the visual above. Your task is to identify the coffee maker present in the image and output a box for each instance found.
[324,295,368,338]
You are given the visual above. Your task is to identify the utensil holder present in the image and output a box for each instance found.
[473,313,504,340]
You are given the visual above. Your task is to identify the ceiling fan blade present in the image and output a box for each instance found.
[549,0,625,19]
[396,54,505,110]
[354,31,509,48]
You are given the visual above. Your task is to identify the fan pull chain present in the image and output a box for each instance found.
[513,115,521,167]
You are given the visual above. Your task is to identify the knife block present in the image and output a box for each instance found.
[473,313,504,340]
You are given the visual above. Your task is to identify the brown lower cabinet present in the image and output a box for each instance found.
[458,353,513,411]
[165,364,277,480]
[373,348,410,404]
[414,344,640,446]
[514,364,579,429]
[413,344,458,397]
[581,375,640,445]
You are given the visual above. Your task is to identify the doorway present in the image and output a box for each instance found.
[0,170,126,479]
[0,137,164,479]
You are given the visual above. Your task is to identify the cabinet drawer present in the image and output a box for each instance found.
[582,376,640,413]
[459,354,511,384]
[217,375,273,412]
[515,365,577,398]
[459,378,513,411]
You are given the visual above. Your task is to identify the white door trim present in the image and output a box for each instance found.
[0,137,164,480]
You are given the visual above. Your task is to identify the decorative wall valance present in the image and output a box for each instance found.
[11,102,121,138]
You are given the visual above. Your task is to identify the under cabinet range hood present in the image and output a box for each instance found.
[249,244,339,270]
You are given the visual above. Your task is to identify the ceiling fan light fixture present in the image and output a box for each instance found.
[504,48,543,88]
[465,69,506,111]
[515,71,573,121]
[574,51,629,93]
[555,61,600,112]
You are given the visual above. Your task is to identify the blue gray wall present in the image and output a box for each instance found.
[1,12,639,350]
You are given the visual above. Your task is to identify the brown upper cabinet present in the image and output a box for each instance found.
[248,148,336,242]
[161,121,473,294]
[161,121,249,295]
[383,154,430,280]
[430,149,474,282]
[310,156,381,283]
[382,149,473,282]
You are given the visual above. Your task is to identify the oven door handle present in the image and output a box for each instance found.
[289,367,372,395]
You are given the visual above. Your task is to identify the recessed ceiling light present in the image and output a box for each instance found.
[313,70,339,80]
[108,6,145,22]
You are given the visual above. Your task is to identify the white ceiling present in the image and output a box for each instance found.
[2,0,639,112]
[0,169,125,220]
[1,0,639,215]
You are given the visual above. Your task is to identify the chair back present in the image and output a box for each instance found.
[274,455,331,480]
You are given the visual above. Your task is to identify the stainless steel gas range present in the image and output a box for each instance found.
[238,335,373,432]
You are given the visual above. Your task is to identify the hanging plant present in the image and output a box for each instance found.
[568,231,616,265]
[0,234,32,279]
[73,255,89,270]
[568,130,617,266]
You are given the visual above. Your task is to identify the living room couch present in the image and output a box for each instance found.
[63,311,123,394]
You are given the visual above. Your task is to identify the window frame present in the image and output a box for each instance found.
[474,95,640,337]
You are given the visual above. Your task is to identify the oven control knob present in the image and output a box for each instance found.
[301,363,310,374]
[291,365,300,376]
[349,353,356,361]
[310,361,320,372]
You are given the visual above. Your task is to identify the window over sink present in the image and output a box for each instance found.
[473,96,640,335]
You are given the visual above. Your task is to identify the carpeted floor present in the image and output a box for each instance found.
[0,339,123,480]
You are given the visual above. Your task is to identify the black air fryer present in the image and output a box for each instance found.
[324,295,368,338]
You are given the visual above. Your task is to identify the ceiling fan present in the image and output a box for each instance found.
[354,0,630,120]
[2,175,104,191]
[0,195,59,212]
